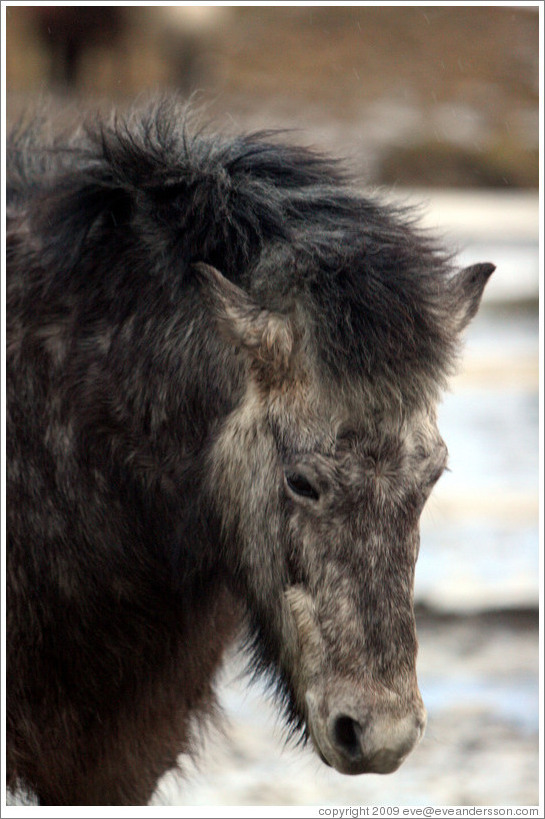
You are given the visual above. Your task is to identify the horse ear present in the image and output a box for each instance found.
[450,263,495,332]
[194,262,295,373]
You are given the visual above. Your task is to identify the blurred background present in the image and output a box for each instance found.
[5,4,540,808]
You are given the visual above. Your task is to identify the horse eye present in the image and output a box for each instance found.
[285,472,320,501]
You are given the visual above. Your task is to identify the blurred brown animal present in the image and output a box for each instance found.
[32,6,125,87]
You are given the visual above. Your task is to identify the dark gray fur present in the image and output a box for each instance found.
[6,100,494,804]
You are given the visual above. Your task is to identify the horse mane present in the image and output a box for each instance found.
[8,98,458,408]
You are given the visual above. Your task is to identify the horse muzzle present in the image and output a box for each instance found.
[305,687,427,775]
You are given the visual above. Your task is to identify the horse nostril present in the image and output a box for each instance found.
[331,713,364,760]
